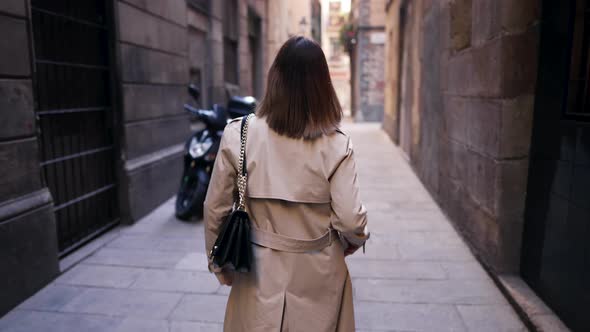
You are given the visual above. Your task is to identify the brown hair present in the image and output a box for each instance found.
[257,36,343,139]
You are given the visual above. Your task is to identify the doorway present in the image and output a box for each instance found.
[31,0,119,257]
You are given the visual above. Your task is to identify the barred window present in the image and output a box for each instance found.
[248,9,261,97]
[566,0,590,117]
[190,67,202,107]
[224,0,239,84]
[187,0,209,13]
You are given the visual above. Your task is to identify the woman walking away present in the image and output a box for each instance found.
[204,36,370,332]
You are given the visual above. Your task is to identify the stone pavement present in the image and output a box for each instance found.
[0,123,527,332]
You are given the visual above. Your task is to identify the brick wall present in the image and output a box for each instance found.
[384,0,541,273]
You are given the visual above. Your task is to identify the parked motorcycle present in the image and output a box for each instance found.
[175,85,257,220]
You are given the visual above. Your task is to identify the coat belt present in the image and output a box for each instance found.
[251,227,337,253]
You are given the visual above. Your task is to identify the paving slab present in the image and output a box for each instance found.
[0,123,526,331]
[84,247,188,269]
[354,301,466,332]
[174,251,211,271]
[456,304,527,332]
[440,261,491,280]
[346,242,401,260]
[169,294,228,323]
[17,284,84,311]
[129,269,220,294]
[158,236,206,252]
[111,318,169,332]
[347,260,447,280]
[60,288,183,319]
[106,234,162,250]
[170,320,223,332]
[0,310,122,332]
[55,264,143,288]
[353,278,508,305]
[109,317,223,332]
[370,230,464,247]
[397,242,475,262]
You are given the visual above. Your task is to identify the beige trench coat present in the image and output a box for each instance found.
[204,116,369,332]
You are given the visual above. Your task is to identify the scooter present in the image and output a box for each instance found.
[175,85,257,220]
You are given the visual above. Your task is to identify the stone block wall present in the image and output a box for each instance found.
[238,0,267,98]
[0,0,59,316]
[188,0,268,107]
[202,0,226,105]
[187,7,210,107]
[115,0,190,223]
[384,0,541,273]
[383,3,401,142]
[440,0,540,273]
[265,0,287,72]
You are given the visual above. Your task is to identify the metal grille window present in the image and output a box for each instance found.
[187,0,209,13]
[567,0,590,117]
[224,0,239,84]
[248,9,261,97]
[190,67,203,107]
[31,0,119,256]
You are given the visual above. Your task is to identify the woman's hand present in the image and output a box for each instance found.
[215,270,234,286]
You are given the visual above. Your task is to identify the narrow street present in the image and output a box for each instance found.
[0,124,526,332]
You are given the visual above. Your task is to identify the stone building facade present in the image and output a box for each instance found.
[266,0,322,71]
[0,0,59,318]
[349,0,386,121]
[323,0,351,114]
[0,0,274,317]
[384,0,590,330]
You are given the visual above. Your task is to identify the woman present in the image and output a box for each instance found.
[204,36,369,331]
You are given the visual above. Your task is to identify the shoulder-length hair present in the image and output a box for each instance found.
[257,36,342,139]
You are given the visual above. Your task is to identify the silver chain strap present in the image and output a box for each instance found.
[236,114,254,211]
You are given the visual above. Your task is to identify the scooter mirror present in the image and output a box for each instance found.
[188,84,200,101]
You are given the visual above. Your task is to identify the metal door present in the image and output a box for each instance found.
[521,1,590,330]
[31,0,119,257]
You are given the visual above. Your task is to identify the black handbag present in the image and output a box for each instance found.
[209,114,255,272]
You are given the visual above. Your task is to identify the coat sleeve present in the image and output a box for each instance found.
[203,123,239,261]
[329,137,370,247]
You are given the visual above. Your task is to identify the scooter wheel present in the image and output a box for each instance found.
[175,177,208,221]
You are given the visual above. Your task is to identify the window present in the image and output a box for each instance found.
[190,67,203,107]
[248,9,261,97]
[566,0,590,117]
[187,0,209,13]
[223,0,239,84]
[188,28,207,107]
